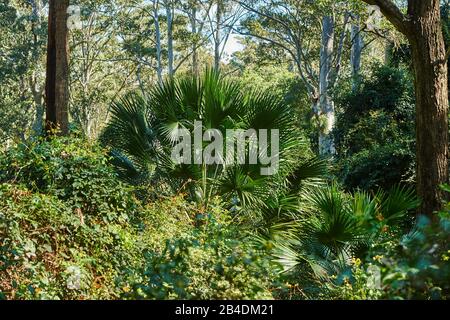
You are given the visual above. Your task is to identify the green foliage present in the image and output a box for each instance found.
[233,64,313,142]
[0,136,137,221]
[368,207,450,300]
[269,185,450,301]
[265,183,420,299]
[1,0,448,302]
[316,258,384,300]
[0,119,445,301]
[126,214,278,300]
[334,65,416,191]
[0,0,45,142]
[0,137,144,299]
[0,137,279,300]
[101,71,323,223]
[0,183,135,299]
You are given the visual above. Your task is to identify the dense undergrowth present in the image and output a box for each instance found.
[0,136,448,300]
[0,137,277,299]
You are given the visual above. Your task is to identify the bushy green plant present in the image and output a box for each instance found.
[333,65,416,191]
[0,182,144,299]
[278,186,448,301]
[264,184,419,299]
[369,214,450,300]
[0,136,138,221]
[0,137,146,299]
[124,213,280,300]
[327,210,450,300]
[0,136,282,300]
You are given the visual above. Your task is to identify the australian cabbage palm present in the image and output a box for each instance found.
[101,71,326,217]
[269,184,420,277]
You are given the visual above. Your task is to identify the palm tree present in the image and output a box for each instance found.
[101,70,326,217]
[270,184,420,277]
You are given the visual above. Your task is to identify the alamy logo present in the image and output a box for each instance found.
[171,121,280,176]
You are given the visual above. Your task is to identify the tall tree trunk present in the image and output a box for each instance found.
[318,16,336,156]
[45,0,70,135]
[214,1,222,70]
[362,0,449,214]
[166,0,174,78]
[31,78,45,135]
[30,0,44,135]
[191,6,199,76]
[409,1,449,214]
[350,17,363,80]
[153,0,163,84]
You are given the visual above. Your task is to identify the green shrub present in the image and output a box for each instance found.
[0,183,140,299]
[333,65,415,191]
[266,184,420,300]
[125,213,279,300]
[0,137,280,300]
[0,136,138,221]
[100,71,315,217]
[2,135,445,301]
[304,189,449,300]
[371,214,450,300]
[327,211,450,300]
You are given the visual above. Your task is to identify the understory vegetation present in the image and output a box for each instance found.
[1,0,449,301]
[1,73,449,300]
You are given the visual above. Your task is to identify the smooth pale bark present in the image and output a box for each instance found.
[235,2,348,157]
[190,6,199,76]
[45,0,70,135]
[166,0,174,78]
[31,79,45,135]
[350,18,363,78]
[318,16,336,156]
[362,0,449,214]
[153,0,163,84]
[30,0,45,135]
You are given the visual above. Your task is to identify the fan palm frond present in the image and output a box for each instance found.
[375,185,420,224]
[102,70,320,216]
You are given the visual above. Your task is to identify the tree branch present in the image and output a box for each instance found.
[361,0,410,36]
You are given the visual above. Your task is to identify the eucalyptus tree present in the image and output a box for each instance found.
[147,0,175,80]
[180,0,214,75]
[124,0,215,79]
[153,0,164,83]
[0,1,32,143]
[28,0,47,134]
[204,0,244,70]
[350,14,364,78]
[0,0,47,141]
[236,0,357,156]
[163,0,175,78]
[68,0,138,138]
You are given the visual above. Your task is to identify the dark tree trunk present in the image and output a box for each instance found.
[214,1,222,70]
[363,0,449,215]
[45,0,70,135]
[408,1,449,214]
